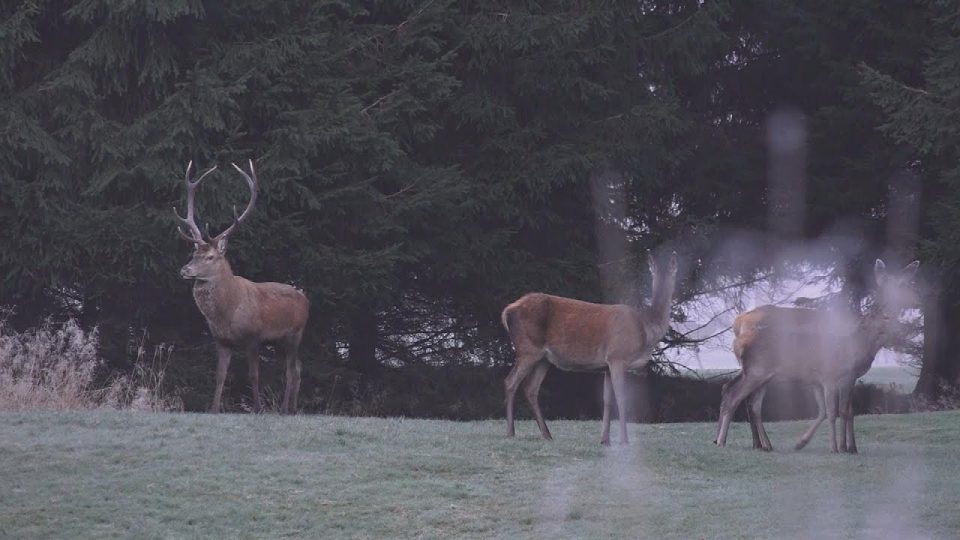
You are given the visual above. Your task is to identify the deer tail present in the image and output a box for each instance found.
[501,303,516,332]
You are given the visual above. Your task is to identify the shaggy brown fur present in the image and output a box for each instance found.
[501,253,678,445]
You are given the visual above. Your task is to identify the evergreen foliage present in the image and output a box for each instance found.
[863,0,960,394]
[0,0,951,410]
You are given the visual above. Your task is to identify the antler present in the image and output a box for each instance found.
[173,160,218,244]
[210,159,259,243]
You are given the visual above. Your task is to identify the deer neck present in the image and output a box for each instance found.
[192,262,242,324]
[851,303,893,374]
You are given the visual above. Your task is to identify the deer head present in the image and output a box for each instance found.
[174,160,258,281]
[870,258,920,336]
[648,251,679,292]
[874,259,920,311]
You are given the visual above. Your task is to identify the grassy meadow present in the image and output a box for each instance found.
[2,410,959,539]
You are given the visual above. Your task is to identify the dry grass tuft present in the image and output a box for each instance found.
[0,311,180,412]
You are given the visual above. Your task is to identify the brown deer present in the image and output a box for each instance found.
[501,252,678,445]
[714,259,919,453]
[174,160,309,414]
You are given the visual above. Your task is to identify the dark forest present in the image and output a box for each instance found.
[3,0,959,418]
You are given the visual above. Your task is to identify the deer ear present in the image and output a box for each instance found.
[902,260,920,278]
[874,259,887,285]
[215,237,228,254]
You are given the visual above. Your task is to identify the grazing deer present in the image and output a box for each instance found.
[714,259,919,453]
[501,252,678,445]
[174,160,309,413]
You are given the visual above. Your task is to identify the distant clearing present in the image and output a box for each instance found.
[695,364,919,392]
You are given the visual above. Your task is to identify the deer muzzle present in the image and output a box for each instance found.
[180,264,197,280]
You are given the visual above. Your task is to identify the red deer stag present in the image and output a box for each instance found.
[174,160,309,413]
[714,259,919,453]
[501,252,678,445]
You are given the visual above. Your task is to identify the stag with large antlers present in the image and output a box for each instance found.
[174,160,309,413]
[714,259,919,453]
[501,252,678,444]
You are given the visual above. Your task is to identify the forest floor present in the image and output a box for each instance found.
[2,410,959,538]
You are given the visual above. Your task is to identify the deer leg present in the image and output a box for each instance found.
[840,396,849,451]
[747,385,773,451]
[795,384,827,451]
[608,362,630,444]
[210,344,232,413]
[716,372,773,448]
[504,353,540,437]
[746,393,762,449]
[281,335,303,415]
[839,384,857,454]
[716,373,741,444]
[732,375,762,448]
[845,405,857,454]
[522,361,552,440]
[246,344,263,413]
[824,384,840,453]
[290,354,303,414]
[838,385,848,453]
[600,371,613,446]
[715,374,744,446]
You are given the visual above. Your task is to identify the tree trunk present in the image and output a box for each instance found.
[349,309,380,384]
[915,291,960,397]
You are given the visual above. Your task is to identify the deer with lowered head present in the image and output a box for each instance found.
[714,259,919,453]
[501,252,678,445]
[174,160,309,413]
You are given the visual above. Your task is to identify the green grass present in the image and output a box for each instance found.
[2,411,959,539]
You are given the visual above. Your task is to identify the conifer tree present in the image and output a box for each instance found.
[863,1,960,395]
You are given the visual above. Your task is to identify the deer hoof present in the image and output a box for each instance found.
[600,439,611,446]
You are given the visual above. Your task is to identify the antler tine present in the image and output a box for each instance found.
[211,159,259,242]
[193,164,218,186]
[173,161,218,244]
[176,226,199,243]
